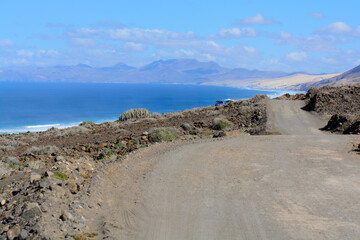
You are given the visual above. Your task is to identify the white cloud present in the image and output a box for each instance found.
[237,14,274,25]
[310,12,326,19]
[68,27,200,49]
[353,26,360,38]
[321,57,337,64]
[319,22,352,34]
[69,38,96,47]
[214,27,256,39]
[286,52,308,62]
[244,46,256,53]
[280,31,292,39]
[354,58,360,66]
[276,35,343,52]
[123,42,146,52]
[38,50,59,57]
[0,39,14,47]
[16,50,34,57]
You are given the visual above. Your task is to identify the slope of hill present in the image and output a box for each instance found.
[298,64,360,90]
[203,73,341,90]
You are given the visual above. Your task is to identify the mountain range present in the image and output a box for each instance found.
[0,58,359,90]
[0,59,289,84]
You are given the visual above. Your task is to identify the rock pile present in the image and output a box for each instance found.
[302,84,360,134]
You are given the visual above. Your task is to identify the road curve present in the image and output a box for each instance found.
[82,100,360,240]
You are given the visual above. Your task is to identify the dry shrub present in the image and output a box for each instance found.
[149,127,180,143]
[25,145,59,155]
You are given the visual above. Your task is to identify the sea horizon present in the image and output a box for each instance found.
[0,81,301,134]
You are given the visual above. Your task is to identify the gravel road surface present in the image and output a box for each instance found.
[82,100,360,240]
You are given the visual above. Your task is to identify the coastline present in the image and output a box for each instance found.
[0,83,300,134]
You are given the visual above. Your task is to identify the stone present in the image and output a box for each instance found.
[27,160,43,170]
[213,131,227,138]
[44,171,54,177]
[7,225,20,240]
[0,199,5,206]
[2,225,9,232]
[19,229,28,239]
[66,180,80,194]
[60,211,73,221]
[76,159,94,176]
[55,156,65,162]
[50,184,67,198]
[22,202,42,222]
[30,172,41,183]
[181,123,192,131]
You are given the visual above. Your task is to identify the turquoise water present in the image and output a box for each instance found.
[0,82,290,133]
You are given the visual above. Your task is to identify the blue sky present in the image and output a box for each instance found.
[1,0,360,73]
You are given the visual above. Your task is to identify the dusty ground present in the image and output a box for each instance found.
[80,100,360,240]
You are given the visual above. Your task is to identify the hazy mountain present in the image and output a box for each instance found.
[0,59,290,84]
[297,64,360,90]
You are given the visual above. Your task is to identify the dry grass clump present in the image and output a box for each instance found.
[212,118,234,130]
[119,108,151,121]
[44,126,90,137]
[0,138,26,152]
[25,145,59,155]
[149,127,180,143]
[163,111,184,118]
[59,126,90,136]
[151,112,163,119]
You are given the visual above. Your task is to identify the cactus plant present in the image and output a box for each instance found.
[119,108,151,121]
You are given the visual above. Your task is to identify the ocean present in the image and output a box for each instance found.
[0,82,293,133]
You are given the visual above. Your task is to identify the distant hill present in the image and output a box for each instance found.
[4,59,357,91]
[202,73,342,91]
[299,64,360,89]
[0,59,289,84]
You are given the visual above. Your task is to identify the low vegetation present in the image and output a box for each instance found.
[149,127,180,143]
[119,108,151,121]
[25,145,59,155]
[79,121,96,126]
[53,170,69,181]
[212,118,234,130]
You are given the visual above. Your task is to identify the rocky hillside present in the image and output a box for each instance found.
[0,95,268,239]
[302,84,360,134]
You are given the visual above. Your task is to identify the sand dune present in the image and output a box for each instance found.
[204,73,341,90]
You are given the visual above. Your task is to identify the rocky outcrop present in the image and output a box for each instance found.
[302,84,360,134]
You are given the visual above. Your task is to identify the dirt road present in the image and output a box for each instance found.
[82,100,360,239]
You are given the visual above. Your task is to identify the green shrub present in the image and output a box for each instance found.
[79,121,96,126]
[119,108,151,121]
[149,127,180,143]
[53,171,69,181]
[101,148,114,155]
[213,118,234,130]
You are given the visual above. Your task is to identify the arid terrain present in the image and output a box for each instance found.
[0,85,359,239]
[203,72,341,91]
